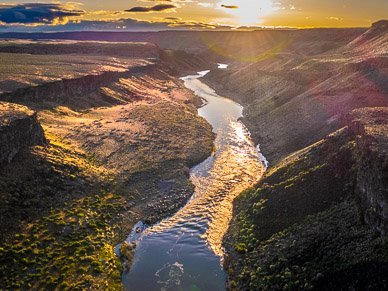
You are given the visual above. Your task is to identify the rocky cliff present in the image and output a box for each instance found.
[0,63,156,107]
[0,42,160,59]
[0,102,45,166]
[347,108,388,235]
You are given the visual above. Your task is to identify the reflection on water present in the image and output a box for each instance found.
[217,63,229,69]
[121,70,265,291]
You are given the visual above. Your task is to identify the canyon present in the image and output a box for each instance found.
[0,43,214,289]
[0,20,387,290]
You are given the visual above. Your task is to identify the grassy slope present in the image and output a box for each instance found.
[0,133,126,290]
[225,114,388,290]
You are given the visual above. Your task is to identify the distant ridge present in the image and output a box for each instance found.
[346,19,388,55]
[372,19,388,29]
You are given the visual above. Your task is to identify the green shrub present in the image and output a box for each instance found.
[235,243,247,254]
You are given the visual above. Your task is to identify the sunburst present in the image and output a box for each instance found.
[220,0,278,25]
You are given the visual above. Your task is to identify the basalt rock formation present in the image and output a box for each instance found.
[0,63,156,107]
[0,102,45,166]
[348,108,388,235]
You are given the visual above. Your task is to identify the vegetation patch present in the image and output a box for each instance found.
[0,58,215,289]
[224,127,388,290]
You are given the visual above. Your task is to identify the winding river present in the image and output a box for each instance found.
[121,68,266,291]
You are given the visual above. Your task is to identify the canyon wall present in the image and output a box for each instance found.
[0,42,160,58]
[225,108,388,290]
[219,21,388,290]
[0,63,156,105]
[202,21,388,166]
[347,108,388,235]
[0,103,45,166]
[0,43,215,289]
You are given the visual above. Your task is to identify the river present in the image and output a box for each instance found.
[120,68,266,291]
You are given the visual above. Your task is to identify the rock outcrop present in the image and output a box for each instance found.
[372,20,388,29]
[0,102,45,166]
[345,19,388,55]
[347,107,388,235]
[0,63,156,106]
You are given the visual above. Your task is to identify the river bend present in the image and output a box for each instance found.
[121,69,266,291]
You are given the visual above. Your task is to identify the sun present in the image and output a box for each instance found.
[220,0,278,25]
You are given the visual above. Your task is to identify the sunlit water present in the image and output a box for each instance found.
[121,68,266,291]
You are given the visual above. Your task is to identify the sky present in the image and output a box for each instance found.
[0,0,387,32]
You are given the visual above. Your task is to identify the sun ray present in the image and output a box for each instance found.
[220,0,278,25]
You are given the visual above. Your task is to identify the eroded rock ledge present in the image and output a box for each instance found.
[0,102,45,166]
[0,63,156,106]
[347,107,388,235]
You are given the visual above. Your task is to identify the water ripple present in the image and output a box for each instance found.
[121,71,265,291]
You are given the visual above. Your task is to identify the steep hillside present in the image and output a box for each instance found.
[225,108,388,290]
[202,21,388,165]
[160,49,217,75]
[344,20,388,56]
[216,21,388,291]
[347,108,388,235]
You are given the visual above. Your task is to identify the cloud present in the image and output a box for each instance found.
[221,5,239,9]
[0,3,85,25]
[125,4,176,13]
[164,17,181,20]
[0,17,237,32]
[198,3,214,8]
[86,10,122,16]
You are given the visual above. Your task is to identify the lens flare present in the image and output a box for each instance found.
[200,31,294,63]
[220,0,278,25]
